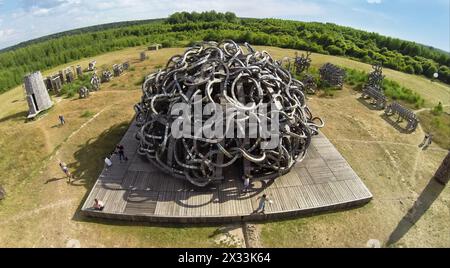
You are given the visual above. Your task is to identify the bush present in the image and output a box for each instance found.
[383,79,424,108]
[432,102,444,116]
[426,65,438,78]
[80,110,95,118]
[326,45,344,56]
[59,74,92,97]
[405,65,415,74]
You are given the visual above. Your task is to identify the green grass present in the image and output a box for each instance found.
[256,46,450,108]
[135,75,146,86]
[419,111,450,150]
[60,74,92,98]
[343,67,425,108]
[80,110,95,118]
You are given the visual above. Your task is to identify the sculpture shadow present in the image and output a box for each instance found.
[112,158,275,210]
[380,114,415,134]
[0,111,28,123]
[386,178,447,247]
[69,121,131,220]
[357,97,383,111]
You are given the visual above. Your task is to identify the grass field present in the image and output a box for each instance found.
[254,46,450,110]
[0,46,449,247]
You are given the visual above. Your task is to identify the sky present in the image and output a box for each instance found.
[0,0,449,51]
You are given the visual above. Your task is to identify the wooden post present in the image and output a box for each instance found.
[434,151,450,185]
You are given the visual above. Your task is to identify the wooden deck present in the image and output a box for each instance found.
[81,121,372,223]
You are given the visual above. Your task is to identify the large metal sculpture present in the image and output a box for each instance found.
[90,73,101,90]
[361,64,386,109]
[362,86,387,109]
[78,86,90,99]
[319,63,346,88]
[384,102,419,132]
[101,70,112,83]
[301,74,317,94]
[367,64,384,91]
[134,40,323,187]
[113,64,124,77]
[294,51,312,75]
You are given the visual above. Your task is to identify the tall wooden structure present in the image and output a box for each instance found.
[434,152,450,185]
[24,71,53,119]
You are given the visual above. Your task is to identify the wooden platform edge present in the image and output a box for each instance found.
[80,194,372,224]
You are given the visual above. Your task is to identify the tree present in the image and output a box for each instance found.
[326,45,344,55]
[426,65,438,78]
[405,65,415,74]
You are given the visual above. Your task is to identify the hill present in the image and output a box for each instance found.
[0,11,449,94]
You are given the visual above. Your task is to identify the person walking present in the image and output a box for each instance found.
[58,115,65,126]
[253,194,272,214]
[59,161,73,183]
[104,155,112,170]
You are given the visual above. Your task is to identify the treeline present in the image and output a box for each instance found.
[167,11,238,24]
[1,11,449,93]
[0,18,164,53]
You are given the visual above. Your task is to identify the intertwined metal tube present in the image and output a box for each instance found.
[134,40,323,187]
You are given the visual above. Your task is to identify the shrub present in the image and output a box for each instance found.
[432,102,444,116]
[326,45,344,56]
[405,65,415,74]
[80,110,95,118]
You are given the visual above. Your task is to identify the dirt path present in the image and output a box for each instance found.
[415,104,450,114]
[1,106,109,225]
[50,106,109,161]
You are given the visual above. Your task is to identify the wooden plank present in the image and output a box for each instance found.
[81,123,373,223]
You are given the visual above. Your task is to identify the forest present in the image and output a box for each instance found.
[0,11,449,93]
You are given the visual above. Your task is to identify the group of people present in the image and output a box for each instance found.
[104,144,128,169]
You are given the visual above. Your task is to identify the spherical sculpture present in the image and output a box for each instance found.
[134,40,323,187]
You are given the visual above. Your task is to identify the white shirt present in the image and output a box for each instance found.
[104,157,112,167]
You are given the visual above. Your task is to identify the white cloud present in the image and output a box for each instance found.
[367,0,382,4]
[31,7,51,16]
[0,28,15,41]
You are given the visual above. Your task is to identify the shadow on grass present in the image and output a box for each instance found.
[387,152,449,247]
[380,114,416,134]
[0,110,28,123]
[44,177,67,184]
[386,179,447,247]
[69,121,130,218]
[357,97,384,111]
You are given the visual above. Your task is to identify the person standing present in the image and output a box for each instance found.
[243,175,250,193]
[116,144,127,163]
